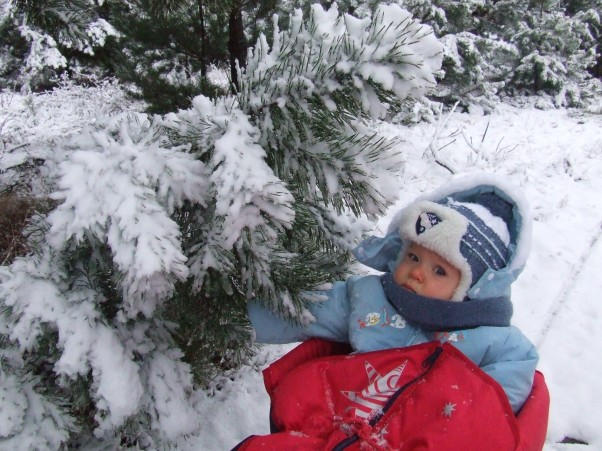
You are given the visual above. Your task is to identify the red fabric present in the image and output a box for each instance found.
[237,339,549,451]
[263,339,352,395]
[516,371,550,451]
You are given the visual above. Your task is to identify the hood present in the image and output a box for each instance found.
[352,173,532,302]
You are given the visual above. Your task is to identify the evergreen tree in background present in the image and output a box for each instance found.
[509,1,599,105]
[0,3,443,447]
[393,0,601,108]
[0,0,118,91]
[0,0,279,108]
[3,0,599,110]
[106,0,231,113]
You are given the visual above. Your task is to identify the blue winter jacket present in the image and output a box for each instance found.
[248,174,539,413]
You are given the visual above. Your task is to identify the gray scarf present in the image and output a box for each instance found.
[380,273,513,331]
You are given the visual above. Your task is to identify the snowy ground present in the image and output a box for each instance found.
[179,103,602,450]
[2,86,602,449]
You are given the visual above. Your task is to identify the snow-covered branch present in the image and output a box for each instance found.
[242,3,443,119]
[47,114,210,318]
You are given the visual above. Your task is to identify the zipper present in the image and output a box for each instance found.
[331,345,444,451]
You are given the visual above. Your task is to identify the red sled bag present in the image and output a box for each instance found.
[235,339,549,451]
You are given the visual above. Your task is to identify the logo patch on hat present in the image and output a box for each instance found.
[415,211,441,235]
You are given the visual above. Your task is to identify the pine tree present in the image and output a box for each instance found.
[0,3,443,447]
[107,0,286,113]
[106,0,229,113]
[394,0,601,108]
[509,2,599,105]
[0,0,119,91]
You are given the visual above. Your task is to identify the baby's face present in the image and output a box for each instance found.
[393,243,461,301]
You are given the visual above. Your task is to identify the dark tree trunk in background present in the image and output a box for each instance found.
[228,1,246,93]
[196,0,207,77]
[592,52,602,79]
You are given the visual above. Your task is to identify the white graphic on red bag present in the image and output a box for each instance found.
[341,359,408,420]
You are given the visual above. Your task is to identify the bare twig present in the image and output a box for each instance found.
[5,143,30,153]
[424,101,461,174]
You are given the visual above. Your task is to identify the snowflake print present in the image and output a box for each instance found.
[442,402,456,418]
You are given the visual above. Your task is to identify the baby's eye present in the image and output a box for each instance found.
[407,252,419,262]
[434,265,447,277]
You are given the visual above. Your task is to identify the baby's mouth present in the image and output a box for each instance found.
[401,284,416,294]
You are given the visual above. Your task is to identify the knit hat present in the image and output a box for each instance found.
[398,195,512,302]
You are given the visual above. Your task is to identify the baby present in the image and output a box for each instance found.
[248,175,538,413]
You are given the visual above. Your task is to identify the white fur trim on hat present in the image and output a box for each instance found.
[398,200,473,302]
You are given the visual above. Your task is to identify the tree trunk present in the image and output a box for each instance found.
[591,54,602,79]
[228,1,247,93]
[196,0,207,77]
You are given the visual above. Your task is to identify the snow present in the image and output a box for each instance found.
[210,108,295,249]
[2,87,602,448]
[18,25,67,72]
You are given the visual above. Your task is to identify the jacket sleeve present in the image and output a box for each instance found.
[479,326,539,413]
[247,281,351,344]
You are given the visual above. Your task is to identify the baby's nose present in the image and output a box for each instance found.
[410,265,424,282]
